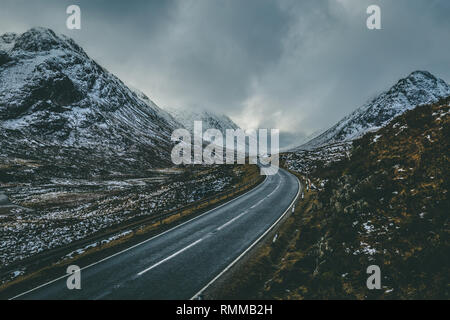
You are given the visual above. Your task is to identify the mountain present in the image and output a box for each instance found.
[0,28,180,178]
[297,71,450,150]
[166,107,239,134]
[165,107,251,152]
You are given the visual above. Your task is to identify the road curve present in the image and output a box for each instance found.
[11,168,300,300]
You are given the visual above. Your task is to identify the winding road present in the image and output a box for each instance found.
[11,168,300,300]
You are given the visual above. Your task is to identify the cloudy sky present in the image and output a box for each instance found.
[1,0,449,148]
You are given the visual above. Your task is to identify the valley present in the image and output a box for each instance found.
[0,27,448,300]
[0,28,264,291]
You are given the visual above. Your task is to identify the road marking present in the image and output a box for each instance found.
[191,171,301,300]
[250,198,265,209]
[267,183,281,198]
[217,175,281,230]
[137,238,204,276]
[216,210,248,231]
[9,175,269,300]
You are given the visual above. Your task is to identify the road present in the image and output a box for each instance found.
[11,168,300,300]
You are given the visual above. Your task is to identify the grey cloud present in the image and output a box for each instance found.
[0,0,449,148]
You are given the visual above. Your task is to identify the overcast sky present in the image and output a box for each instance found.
[1,0,449,148]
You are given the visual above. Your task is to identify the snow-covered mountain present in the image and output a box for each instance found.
[0,28,180,170]
[297,71,450,150]
[166,107,239,134]
[165,107,263,159]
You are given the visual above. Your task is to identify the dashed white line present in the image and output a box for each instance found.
[250,198,265,209]
[216,210,248,231]
[137,238,204,276]
[267,183,281,198]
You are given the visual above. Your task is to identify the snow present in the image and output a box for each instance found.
[283,142,351,175]
[12,270,24,277]
[165,107,239,134]
[63,230,132,260]
[360,242,377,255]
[372,134,382,143]
[362,222,375,234]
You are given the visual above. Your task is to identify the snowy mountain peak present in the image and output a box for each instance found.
[165,107,239,134]
[0,27,85,57]
[297,71,450,150]
[408,70,435,80]
[0,28,179,167]
[389,70,449,98]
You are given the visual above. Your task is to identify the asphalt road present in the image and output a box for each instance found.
[12,168,300,300]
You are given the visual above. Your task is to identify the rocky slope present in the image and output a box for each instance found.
[273,98,449,299]
[282,142,351,176]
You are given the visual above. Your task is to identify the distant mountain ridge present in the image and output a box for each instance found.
[296,71,450,150]
[165,107,239,134]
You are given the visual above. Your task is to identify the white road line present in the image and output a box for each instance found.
[191,171,301,300]
[250,198,265,209]
[217,175,281,230]
[216,210,248,231]
[137,238,204,276]
[267,183,281,198]
[9,175,269,300]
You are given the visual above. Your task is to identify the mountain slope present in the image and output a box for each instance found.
[298,71,450,150]
[0,28,178,177]
[272,98,450,299]
[166,107,239,134]
[165,107,250,152]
